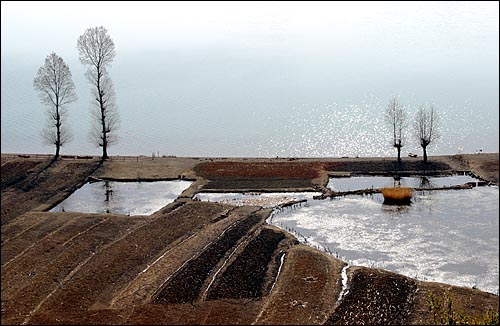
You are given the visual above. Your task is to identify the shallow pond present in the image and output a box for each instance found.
[194,192,321,208]
[270,186,499,294]
[50,180,192,215]
[327,175,480,192]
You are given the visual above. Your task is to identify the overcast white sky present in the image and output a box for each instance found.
[2,1,343,53]
[2,1,497,57]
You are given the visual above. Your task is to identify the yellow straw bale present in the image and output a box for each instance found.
[381,187,413,205]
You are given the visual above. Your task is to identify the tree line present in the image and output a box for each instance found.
[33,26,118,161]
[385,97,440,163]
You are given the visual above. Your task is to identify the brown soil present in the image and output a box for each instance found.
[0,159,46,190]
[206,227,286,300]
[1,153,498,325]
[325,267,417,325]
[194,161,324,179]
[194,161,325,192]
[153,212,265,304]
[444,153,499,185]
[1,158,101,225]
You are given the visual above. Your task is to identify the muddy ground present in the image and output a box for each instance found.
[1,153,498,325]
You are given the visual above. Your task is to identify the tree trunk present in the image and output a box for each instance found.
[101,113,108,160]
[97,70,109,160]
[102,140,108,160]
[55,105,61,159]
[397,146,401,162]
[423,146,428,162]
[101,109,108,160]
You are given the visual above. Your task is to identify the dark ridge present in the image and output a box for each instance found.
[153,213,263,304]
[325,268,417,325]
[1,160,46,190]
[325,160,451,174]
[194,161,323,179]
[206,228,285,300]
[203,178,314,190]
[211,208,235,224]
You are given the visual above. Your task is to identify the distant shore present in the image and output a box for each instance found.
[2,152,498,185]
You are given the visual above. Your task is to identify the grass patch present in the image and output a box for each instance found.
[426,290,499,325]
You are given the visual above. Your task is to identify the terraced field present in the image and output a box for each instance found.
[1,154,498,325]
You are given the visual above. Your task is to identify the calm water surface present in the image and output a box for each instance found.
[327,175,480,192]
[270,186,499,294]
[50,180,192,215]
[194,177,499,294]
[2,2,498,157]
[194,192,321,208]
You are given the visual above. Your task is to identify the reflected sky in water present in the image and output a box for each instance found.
[327,175,480,192]
[50,180,192,215]
[194,192,320,208]
[270,186,499,294]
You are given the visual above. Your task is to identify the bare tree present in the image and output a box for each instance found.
[385,97,407,162]
[414,105,440,162]
[77,26,118,160]
[33,52,78,159]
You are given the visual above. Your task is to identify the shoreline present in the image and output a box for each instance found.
[2,152,498,181]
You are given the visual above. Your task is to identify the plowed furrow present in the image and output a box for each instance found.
[25,203,226,321]
[207,228,284,300]
[1,216,145,325]
[153,213,263,304]
[325,267,417,325]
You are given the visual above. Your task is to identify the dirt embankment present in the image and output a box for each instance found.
[442,153,499,185]
[1,158,101,225]
[1,153,498,325]
[194,161,326,192]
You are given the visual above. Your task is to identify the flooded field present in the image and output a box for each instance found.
[271,186,499,294]
[195,175,499,294]
[194,192,321,208]
[327,175,480,192]
[50,180,192,215]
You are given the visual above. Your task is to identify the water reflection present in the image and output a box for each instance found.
[104,180,113,202]
[192,181,498,293]
[382,202,411,215]
[194,192,321,208]
[270,187,499,294]
[50,180,192,215]
[327,175,480,192]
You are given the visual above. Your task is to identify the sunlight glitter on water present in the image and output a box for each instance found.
[194,192,321,208]
[270,186,499,294]
[257,99,496,158]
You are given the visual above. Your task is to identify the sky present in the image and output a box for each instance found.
[3,1,497,56]
[1,1,499,157]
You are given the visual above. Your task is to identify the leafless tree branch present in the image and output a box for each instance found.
[77,26,119,160]
[414,105,440,162]
[385,97,407,162]
[33,52,77,158]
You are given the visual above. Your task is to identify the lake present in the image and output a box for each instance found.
[1,2,498,157]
